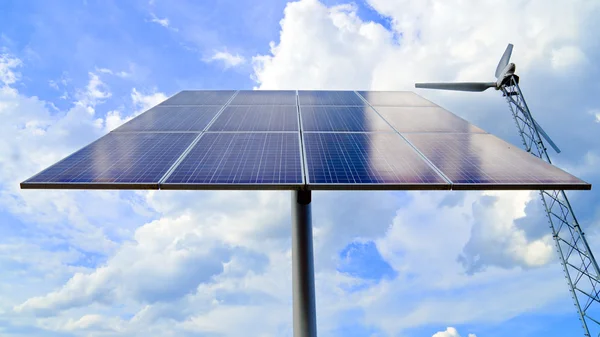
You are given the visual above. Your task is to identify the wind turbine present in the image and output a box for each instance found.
[416,44,600,337]
[416,44,560,153]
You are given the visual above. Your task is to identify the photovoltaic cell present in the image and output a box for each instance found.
[300,106,393,132]
[404,133,590,190]
[209,105,299,131]
[303,133,448,189]
[298,91,364,106]
[160,90,236,106]
[358,91,436,107]
[114,106,222,132]
[163,133,303,189]
[374,106,486,133]
[21,133,197,189]
[230,90,297,105]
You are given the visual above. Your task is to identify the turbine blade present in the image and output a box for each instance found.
[415,82,496,92]
[532,119,561,153]
[495,44,514,78]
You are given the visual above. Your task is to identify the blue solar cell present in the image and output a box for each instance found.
[163,133,303,188]
[115,106,222,132]
[301,106,393,132]
[358,91,436,106]
[160,90,236,105]
[374,106,486,133]
[230,90,297,105]
[298,91,364,106]
[303,133,448,189]
[21,133,197,189]
[209,105,299,131]
[404,133,590,189]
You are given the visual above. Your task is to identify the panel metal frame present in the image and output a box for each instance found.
[21,182,159,190]
[451,182,591,191]
[297,91,309,187]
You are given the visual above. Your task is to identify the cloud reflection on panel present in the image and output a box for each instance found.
[304,132,448,189]
[405,133,589,189]
[300,106,392,132]
[374,106,486,134]
[23,133,196,189]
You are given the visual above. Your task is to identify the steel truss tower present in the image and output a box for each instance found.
[502,75,600,336]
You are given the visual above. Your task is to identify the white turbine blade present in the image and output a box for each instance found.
[415,82,496,92]
[495,44,514,78]
[532,119,561,153]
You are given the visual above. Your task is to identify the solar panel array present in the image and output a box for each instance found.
[21,90,591,191]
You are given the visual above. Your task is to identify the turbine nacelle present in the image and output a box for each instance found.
[496,62,516,89]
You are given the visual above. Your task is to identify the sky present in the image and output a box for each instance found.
[1,0,600,336]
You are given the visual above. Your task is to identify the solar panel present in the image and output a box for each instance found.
[298,91,364,106]
[374,106,486,133]
[302,132,449,189]
[160,90,236,106]
[230,90,297,105]
[162,132,303,189]
[21,133,197,189]
[114,106,222,132]
[20,90,591,191]
[358,91,436,107]
[300,106,393,132]
[209,105,299,131]
[404,133,590,190]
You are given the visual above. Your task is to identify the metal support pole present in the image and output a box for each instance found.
[291,190,317,337]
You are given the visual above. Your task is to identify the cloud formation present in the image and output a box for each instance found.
[149,13,178,32]
[206,51,246,69]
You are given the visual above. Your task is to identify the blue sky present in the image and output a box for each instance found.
[1,0,600,336]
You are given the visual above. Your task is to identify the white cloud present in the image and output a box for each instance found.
[0,55,149,329]
[14,218,233,314]
[458,191,554,273]
[48,79,59,90]
[74,72,111,107]
[206,51,246,69]
[104,110,125,131]
[150,13,178,32]
[432,327,476,337]
[96,67,132,78]
[0,54,22,85]
[589,109,600,124]
[62,314,121,331]
[131,88,167,113]
[101,88,167,132]
[551,45,587,71]
[253,0,597,91]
